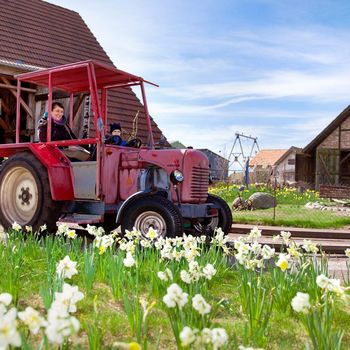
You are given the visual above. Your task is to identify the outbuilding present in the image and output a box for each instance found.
[296,105,350,190]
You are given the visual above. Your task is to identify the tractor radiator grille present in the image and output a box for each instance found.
[190,166,209,201]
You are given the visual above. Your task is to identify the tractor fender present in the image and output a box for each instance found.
[116,190,168,225]
[29,144,74,200]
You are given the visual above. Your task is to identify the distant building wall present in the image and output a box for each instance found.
[199,149,229,181]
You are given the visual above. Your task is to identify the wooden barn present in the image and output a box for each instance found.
[0,0,167,145]
[296,105,350,190]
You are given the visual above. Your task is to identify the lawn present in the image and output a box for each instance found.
[210,184,350,229]
[0,224,349,349]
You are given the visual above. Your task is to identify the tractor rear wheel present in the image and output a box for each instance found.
[0,152,63,232]
[120,195,183,238]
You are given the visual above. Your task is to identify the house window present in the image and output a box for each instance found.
[287,158,295,165]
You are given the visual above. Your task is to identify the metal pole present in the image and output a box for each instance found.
[15,79,21,143]
[140,81,154,148]
[47,73,52,142]
[69,92,74,128]
[273,176,277,222]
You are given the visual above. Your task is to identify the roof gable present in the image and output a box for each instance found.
[303,105,350,154]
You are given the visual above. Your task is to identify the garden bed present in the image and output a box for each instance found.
[0,224,349,349]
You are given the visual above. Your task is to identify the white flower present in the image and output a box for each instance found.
[287,243,302,258]
[56,255,78,279]
[192,294,211,315]
[45,308,80,344]
[211,328,229,349]
[280,231,291,244]
[140,239,151,248]
[276,253,290,272]
[0,308,21,348]
[157,268,173,282]
[200,328,212,345]
[0,293,12,307]
[18,306,46,334]
[272,234,281,242]
[316,275,345,295]
[56,223,68,236]
[40,224,47,232]
[211,227,228,246]
[302,239,319,254]
[247,226,261,241]
[316,274,330,289]
[12,222,21,231]
[262,244,275,260]
[345,248,350,258]
[163,283,188,309]
[53,283,84,314]
[202,263,217,280]
[25,225,33,233]
[180,326,197,346]
[183,247,200,262]
[291,292,311,313]
[66,229,77,239]
[146,227,158,240]
[123,252,136,268]
[180,270,192,284]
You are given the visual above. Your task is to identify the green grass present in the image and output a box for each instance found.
[210,183,350,229]
[233,205,350,229]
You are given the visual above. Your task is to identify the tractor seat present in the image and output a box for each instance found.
[61,145,91,161]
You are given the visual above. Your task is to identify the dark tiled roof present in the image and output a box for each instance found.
[0,0,166,143]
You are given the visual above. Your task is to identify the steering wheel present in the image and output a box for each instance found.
[126,138,142,148]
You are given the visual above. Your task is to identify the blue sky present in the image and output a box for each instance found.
[48,0,350,158]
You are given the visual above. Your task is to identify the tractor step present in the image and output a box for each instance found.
[57,213,104,230]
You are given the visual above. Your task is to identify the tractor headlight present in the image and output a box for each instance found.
[170,170,184,184]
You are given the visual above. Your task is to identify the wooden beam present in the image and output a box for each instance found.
[1,77,34,120]
[0,83,36,93]
[0,98,11,116]
[73,94,86,117]
[340,152,350,166]
[0,117,9,131]
[35,91,70,102]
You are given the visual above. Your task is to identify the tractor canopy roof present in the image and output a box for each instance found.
[15,60,156,93]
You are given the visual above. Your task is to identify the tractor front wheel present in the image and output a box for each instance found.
[120,195,183,238]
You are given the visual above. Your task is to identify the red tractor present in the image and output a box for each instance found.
[0,61,232,237]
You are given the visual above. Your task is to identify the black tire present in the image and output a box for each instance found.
[0,152,64,232]
[193,194,233,235]
[120,195,183,238]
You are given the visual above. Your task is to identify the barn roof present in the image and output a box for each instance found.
[303,105,350,154]
[0,0,167,143]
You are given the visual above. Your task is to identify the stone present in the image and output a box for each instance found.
[248,192,276,209]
